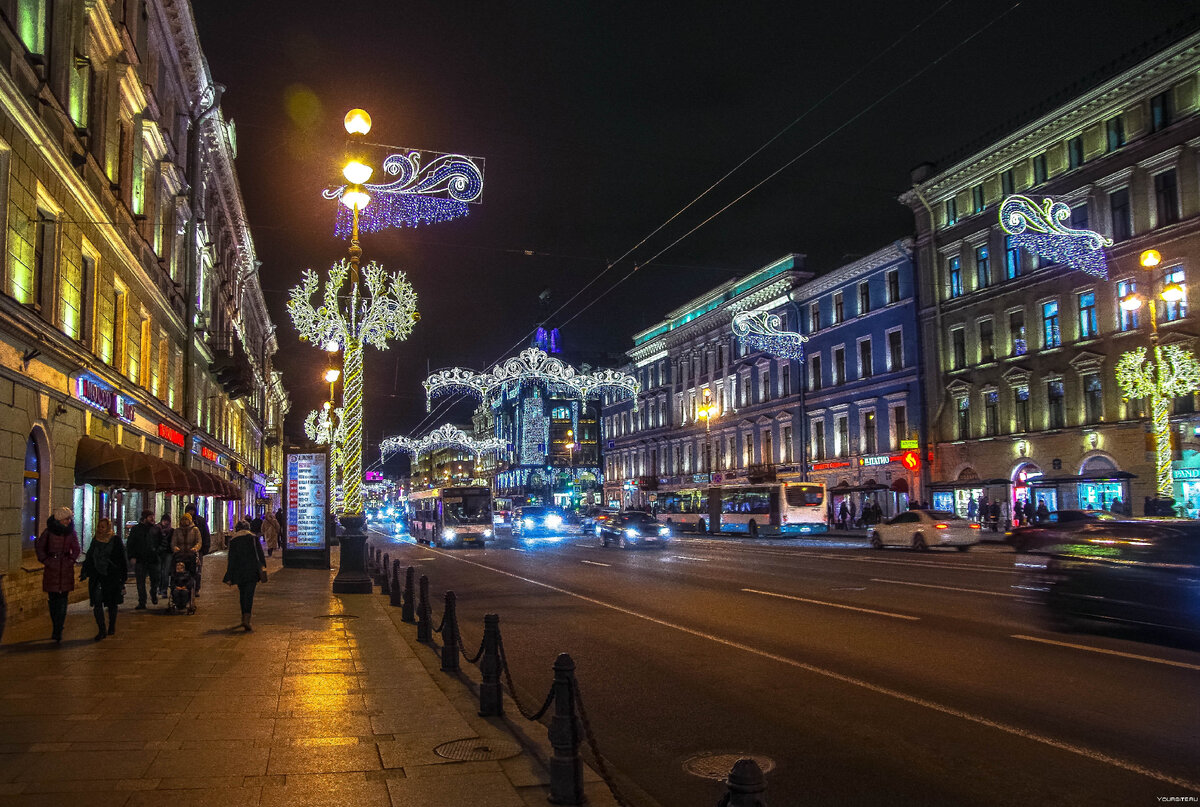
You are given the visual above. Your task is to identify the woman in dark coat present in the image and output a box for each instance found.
[80,518,127,641]
[34,506,81,642]
[224,520,266,631]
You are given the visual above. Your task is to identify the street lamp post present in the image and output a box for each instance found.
[1116,249,1200,507]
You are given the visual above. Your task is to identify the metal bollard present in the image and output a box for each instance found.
[379,553,391,591]
[478,614,502,716]
[547,653,584,805]
[389,562,403,607]
[440,591,459,672]
[718,758,767,807]
[401,566,416,623]
[416,575,431,643]
[366,544,376,575]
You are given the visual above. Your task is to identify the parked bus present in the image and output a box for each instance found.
[409,486,494,548]
[655,482,827,536]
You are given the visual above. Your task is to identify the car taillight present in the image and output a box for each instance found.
[970,523,981,529]
[934,523,949,529]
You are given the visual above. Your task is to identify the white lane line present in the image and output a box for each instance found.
[424,547,1200,793]
[742,587,919,621]
[509,547,526,552]
[1012,634,1200,672]
[580,560,611,567]
[417,557,437,561]
[871,578,1020,598]
[672,556,711,562]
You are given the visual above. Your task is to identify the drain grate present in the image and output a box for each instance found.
[315,614,360,620]
[434,737,522,761]
[683,753,775,780]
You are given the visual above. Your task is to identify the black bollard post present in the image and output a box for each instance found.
[440,591,459,672]
[478,614,502,717]
[389,562,403,607]
[547,653,584,805]
[416,575,431,643]
[718,758,767,807]
[379,553,391,591]
[366,544,376,575]
[401,566,416,623]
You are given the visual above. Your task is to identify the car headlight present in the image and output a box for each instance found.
[442,528,457,542]
[523,518,535,527]
[625,528,640,539]
[484,528,493,538]
[658,527,670,536]
[545,515,563,529]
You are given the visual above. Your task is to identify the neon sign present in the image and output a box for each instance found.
[158,422,185,447]
[76,376,135,424]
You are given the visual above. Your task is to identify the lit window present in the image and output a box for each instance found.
[1078,292,1097,339]
[948,257,962,299]
[1042,301,1061,348]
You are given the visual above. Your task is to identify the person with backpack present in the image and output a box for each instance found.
[125,510,158,609]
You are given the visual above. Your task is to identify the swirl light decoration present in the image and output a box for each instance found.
[1116,343,1200,497]
[732,310,807,360]
[422,347,639,411]
[288,258,419,515]
[999,195,1113,278]
[380,423,505,461]
[324,148,485,237]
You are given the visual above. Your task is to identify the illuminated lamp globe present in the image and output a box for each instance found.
[342,160,373,185]
[1119,294,1143,312]
[340,187,370,210]
[344,108,372,136]
[322,400,332,411]
[1140,249,1162,269]
[324,368,341,383]
[1161,282,1186,303]
[324,340,340,352]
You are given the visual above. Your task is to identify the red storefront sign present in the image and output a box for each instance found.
[900,450,921,471]
[200,446,218,463]
[76,376,135,423]
[810,461,852,471]
[158,422,186,447]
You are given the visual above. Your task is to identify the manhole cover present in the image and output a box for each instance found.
[434,737,522,761]
[315,614,359,620]
[683,753,775,780]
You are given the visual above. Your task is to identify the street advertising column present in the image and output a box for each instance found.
[283,449,331,569]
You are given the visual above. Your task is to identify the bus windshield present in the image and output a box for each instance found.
[785,484,825,507]
[443,490,491,525]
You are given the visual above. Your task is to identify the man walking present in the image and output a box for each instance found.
[153,515,174,599]
[126,510,159,608]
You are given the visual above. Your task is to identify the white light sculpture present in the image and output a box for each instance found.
[381,423,505,461]
[732,310,807,360]
[999,194,1113,278]
[304,406,346,513]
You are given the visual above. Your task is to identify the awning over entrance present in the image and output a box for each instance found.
[890,478,909,493]
[75,437,129,487]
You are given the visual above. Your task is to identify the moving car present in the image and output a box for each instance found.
[599,511,670,549]
[868,509,981,551]
[1005,509,1120,552]
[581,508,619,535]
[1017,520,1200,638]
[513,505,567,539]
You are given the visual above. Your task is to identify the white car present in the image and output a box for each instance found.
[868,510,981,551]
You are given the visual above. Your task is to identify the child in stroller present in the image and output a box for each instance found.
[168,550,197,614]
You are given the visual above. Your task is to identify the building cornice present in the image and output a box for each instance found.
[793,240,913,301]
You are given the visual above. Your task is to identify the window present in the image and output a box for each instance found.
[1001,168,1015,196]
[112,284,128,372]
[945,197,958,226]
[1042,301,1061,348]
[862,411,877,454]
[813,421,826,460]
[762,431,773,465]
[859,339,872,379]
[950,328,966,370]
[781,365,790,396]
[1162,267,1186,322]
[887,329,903,370]
[69,55,91,129]
[60,250,87,341]
[1117,279,1139,330]
[835,416,849,457]
[1110,188,1131,241]
[1014,386,1030,432]
[1068,136,1084,169]
[138,313,151,388]
[833,347,845,385]
[956,397,970,440]
[886,268,900,304]
[1078,291,1097,339]
[782,426,793,463]
[16,0,50,57]
[1150,90,1173,132]
[979,320,994,362]
[1105,116,1125,152]
[948,256,962,298]
[1047,380,1065,429]
[715,345,724,373]
[975,245,990,289]
[809,354,822,392]
[1033,153,1048,184]
[1083,374,1103,424]
[809,302,821,332]
[30,208,56,310]
[1155,170,1179,226]
[760,371,770,403]
[892,405,907,450]
[1070,203,1089,231]
[1010,310,1027,356]
[858,282,870,315]
[833,292,844,324]
[1005,235,1023,279]
[984,391,999,436]
[971,184,984,214]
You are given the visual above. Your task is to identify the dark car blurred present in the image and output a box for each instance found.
[1005,509,1122,552]
[598,511,670,549]
[1016,520,1200,638]
[513,505,567,539]
[581,508,619,535]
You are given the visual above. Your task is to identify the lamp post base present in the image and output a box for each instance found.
[332,514,374,593]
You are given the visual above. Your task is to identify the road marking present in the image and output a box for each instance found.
[871,578,1019,598]
[509,547,526,552]
[741,587,919,621]
[417,557,437,561]
[1011,634,1200,672]
[424,547,1200,794]
[580,560,611,567]
[672,556,711,562]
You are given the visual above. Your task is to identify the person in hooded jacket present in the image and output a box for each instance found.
[35,506,81,642]
[261,510,280,556]
[224,520,266,631]
[80,517,127,641]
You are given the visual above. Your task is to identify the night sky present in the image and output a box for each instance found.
[192,1,1198,473]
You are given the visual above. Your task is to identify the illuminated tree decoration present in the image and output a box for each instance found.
[380,423,504,461]
[1115,343,1200,497]
[304,407,346,512]
[422,347,639,411]
[324,149,485,236]
[999,195,1113,278]
[288,258,419,515]
[732,310,807,360]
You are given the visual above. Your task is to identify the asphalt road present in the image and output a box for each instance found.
[365,527,1200,807]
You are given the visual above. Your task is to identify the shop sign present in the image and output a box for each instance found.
[810,461,852,471]
[286,452,328,549]
[158,422,186,447]
[1172,469,1200,480]
[691,473,711,483]
[900,450,920,471]
[76,376,135,424]
[365,471,383,482]
[900,439,919,450]
[200,446,218,463]
[860,455,893,467]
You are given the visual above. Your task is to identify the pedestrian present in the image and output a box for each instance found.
[80,517,127,641]
[1110,496,1123,514]
[250,512,263,537]
[1023,498,1035,525]
[838,500,849,530]
[261,510,280,557]
[153,515,174,598]
[182,504,209,596]
[848,499,857,529]
[173,513,203,605]
[35,507,81,642]
[967,495,977,520]
[989,499,1001,532]
[125,510,158,609]
[224,519,267,631]
[1036,499,1050,523]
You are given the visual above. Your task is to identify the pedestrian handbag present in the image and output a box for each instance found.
[258,567,268,583]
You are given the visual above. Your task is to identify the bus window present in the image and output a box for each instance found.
[785,485,824,507]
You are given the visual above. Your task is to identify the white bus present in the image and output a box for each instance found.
[409,486,494,548]
[655,488,709,533]
[714,482,827,536]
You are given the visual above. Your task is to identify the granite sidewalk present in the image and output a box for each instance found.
[0,549,614,806]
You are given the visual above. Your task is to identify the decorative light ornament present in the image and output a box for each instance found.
[1116,343,1200,497]
[732,310,807,360]
[288,258,419,515]
[380,423,504,462]
[999,195,1113,278]
[422,347,639,411]
[304,406,346,513]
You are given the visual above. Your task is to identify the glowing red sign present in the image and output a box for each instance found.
[76,376,135,423]
[200,446,218,463]
[900,450,921,471]
[158,423,185,447]
[810,461,852,471]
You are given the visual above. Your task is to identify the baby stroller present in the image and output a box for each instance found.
[167,550,197,614]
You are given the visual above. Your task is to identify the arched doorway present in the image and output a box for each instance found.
[1012,462,1052,520]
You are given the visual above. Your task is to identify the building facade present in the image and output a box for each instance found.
[0,0,288,625]
[900,30,1200,519]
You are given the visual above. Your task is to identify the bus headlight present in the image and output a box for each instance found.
[442,528,457,542]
